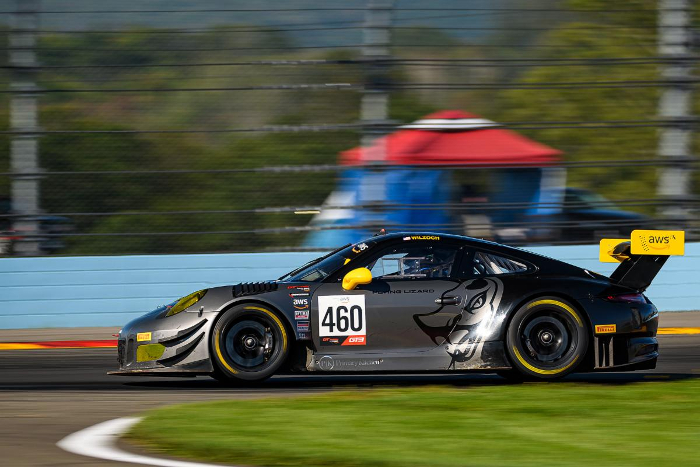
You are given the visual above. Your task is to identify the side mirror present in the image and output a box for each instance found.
[342,267,372,291]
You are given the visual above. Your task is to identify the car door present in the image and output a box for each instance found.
[310,240,468,354]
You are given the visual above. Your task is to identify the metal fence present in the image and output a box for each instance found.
[0,0,697,255]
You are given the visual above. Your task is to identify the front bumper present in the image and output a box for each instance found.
[111,308,215,376]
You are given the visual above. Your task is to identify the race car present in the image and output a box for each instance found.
[110,230,683,382]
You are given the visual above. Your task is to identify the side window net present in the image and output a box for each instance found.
[369,247,457,279]
[473,251,528,276]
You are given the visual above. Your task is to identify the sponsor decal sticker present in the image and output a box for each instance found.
[294,310,309,320]
[293,298,309,310]
[631,230,684,256]
[595,324,617,334]
[136,332,152,342]
[403,236,411,241]
[410,235,440,241]
[333,358,382,368]
[318,295,367,346]
[318,356,334,371]
[297,332,310,340]
[289,292,310,297]
[342,335,366,346]
[351,242,369,254]
[320,335,367,346]
[287,285,310,292]
[316,357,382,369]
[296,321,310,332]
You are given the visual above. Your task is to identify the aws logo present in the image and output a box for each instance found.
[631,230,684,256]
[641,235,671,252]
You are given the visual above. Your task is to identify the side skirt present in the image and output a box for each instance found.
[306,341,511,372]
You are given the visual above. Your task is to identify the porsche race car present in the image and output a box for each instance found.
[111,231,682,382]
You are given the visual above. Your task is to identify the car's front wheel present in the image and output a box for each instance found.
[506,297,588,379]
[211,304,289,383]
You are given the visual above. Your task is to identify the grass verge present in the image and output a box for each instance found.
[127,379,700,467]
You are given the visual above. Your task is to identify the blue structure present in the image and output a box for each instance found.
[304,168,451,248]
[304,166,558,248]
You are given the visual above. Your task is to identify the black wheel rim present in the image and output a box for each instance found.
[223,318,276,370]
[518,310,578,369]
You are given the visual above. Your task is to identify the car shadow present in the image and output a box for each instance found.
[3,373,697,392]
[116,371,700,391]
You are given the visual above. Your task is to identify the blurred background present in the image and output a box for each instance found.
[1,0,697,256]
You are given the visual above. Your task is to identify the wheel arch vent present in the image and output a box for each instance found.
[232,282,279,298]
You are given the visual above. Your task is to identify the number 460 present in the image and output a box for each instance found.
[322,305,363,333]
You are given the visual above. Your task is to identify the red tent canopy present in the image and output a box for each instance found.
[341,110,561,166]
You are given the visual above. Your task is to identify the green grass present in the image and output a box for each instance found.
[127,379,700,467]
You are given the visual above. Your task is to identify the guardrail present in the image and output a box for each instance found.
[0,244,697,329]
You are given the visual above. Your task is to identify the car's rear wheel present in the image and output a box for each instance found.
[506,297,588,379]
[211,304,289,383]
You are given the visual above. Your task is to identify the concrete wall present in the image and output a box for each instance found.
[1,244,697,329]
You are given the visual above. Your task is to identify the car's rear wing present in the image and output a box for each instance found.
[600,230,685,292]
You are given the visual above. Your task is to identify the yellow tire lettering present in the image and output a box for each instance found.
[526,299,583,326]
[214,330,237,374]
[513,347,579,375]
[515,299,583,375]
[216,306,288,375]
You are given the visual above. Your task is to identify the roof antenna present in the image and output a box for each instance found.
[374,228,387,237]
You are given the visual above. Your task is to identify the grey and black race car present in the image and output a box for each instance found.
[111,231,668,382]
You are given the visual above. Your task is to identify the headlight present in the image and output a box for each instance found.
[165,290,207,317]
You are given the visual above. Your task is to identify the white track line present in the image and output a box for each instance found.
[57,417,227,467]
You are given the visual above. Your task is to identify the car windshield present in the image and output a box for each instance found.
[279,243,355,282]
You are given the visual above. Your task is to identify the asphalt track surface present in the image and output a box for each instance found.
[1,335,699,467]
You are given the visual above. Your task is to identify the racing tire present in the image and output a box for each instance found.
[211,304,289,383]
[506,297,588,380]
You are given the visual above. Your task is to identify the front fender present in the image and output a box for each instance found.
[212,283,319,342]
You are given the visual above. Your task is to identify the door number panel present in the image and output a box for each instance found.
[318,295,366,346]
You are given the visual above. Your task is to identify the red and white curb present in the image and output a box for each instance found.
[0,339,117,350]
[57,417,227,467]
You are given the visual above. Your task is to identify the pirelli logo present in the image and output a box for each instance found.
[137,332,152,342]
[595,324,616,334]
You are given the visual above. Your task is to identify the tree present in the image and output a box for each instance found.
[494,0,662,213]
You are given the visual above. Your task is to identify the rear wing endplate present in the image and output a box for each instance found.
[599,230,684,291]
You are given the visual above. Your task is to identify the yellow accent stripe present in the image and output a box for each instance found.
[244,306,288,353]
[214,329,238,374]
[513,347,580,375]
[658,327,700,335]
[527,299,583,326]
